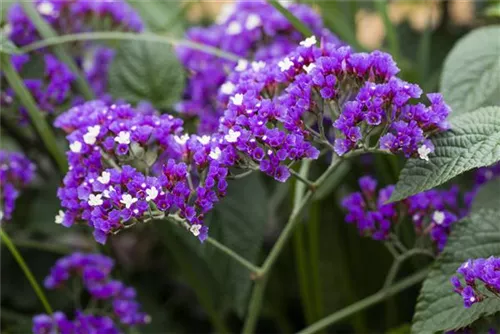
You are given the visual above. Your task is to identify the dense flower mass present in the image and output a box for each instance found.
[342,176,465,250]
[215,38,450,182]
[177,0,340,133]
[33,253,149,333]
[55,101,233,243]
[451,257,500,308]
[0,150,36,222]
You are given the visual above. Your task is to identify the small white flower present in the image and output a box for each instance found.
[224,129,241,143]
[103,186,114,198]
[470,296,476,302]
[231,94,244,106]
[88,194,103,207]
[251,61,266,72]
[300,35,317,48]
[245,14,262,30]
[97,171,111,185]
[303,63,316,73]
[418,145,432,161]
[55,210,65,224]
[120,194,138,209]
[70,141,82,153]
[433,211,445,225]
[226,21,242,35]
[114,131,130,145]
[209,147,222,160]
[174,134,190,146]
[197,135,211,145]
[220,81,235,95]
[37,2,54,15]
[83,125,100,145]
[235,59,248,72]
[145,187,159,202]
[278,57,294,72]
[190,224,203,237]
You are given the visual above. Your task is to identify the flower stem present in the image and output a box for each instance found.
[0,229,53,314]
[267,0,315,39]
[297,268,430,334]
[21,32,241,62]
[241,275,269,334]
[20,2,95,100]
[206,237,262,275]
[0,55,67,173]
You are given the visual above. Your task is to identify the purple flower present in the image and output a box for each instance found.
[0,150,36,222]
[451,257,500,308]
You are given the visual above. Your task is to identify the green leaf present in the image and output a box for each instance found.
[390,107,500,202]
[159,174,268,317]
[0,34,21,54]
[108,40,185,109]
[412,208,500,333]
[471,177,500,212]
[441,26,500,117]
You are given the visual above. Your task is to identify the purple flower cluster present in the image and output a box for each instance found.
[33,312,121,334]
[215,38,450,182]
[33,253,149,333]
[55,101,232,243]
[451,257,500,308]
[177,0,340,133]
[342,176,464,250]
[342,176,397,240]
[1,54,76,123]
[7,0,143,47]
[0,150,36,222]
[2,0,144,119]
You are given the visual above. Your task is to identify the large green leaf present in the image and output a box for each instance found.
[412,209,500,333]
[108,40,185,109]
[441,26,500,117]
[390,107,500,202]
[159,174,268,318]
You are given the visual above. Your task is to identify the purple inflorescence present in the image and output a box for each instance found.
[2,0,143,117]
[55,101,233,244]
[451,257,500,308]
[33,253,149,333]
[0,150,36,222]
[342,176,464,250]
[7,0,143,48]
[215,38,449,182]
[177,0,340,133]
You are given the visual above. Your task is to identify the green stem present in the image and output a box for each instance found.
[375,0,400,62]
[0,229,53,314]
[20,2,95,100]
[20,32,241,62]
[383,248,435,288]
[308,201,323,321]
[241,275,269,334]
[206,237,261,275]
[6,239,74,255]
[0,55,67,173]
[297,268,430,334]
[267,0,315,39]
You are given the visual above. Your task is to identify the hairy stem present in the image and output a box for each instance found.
[0,229,53,314]
[297,268,430,334]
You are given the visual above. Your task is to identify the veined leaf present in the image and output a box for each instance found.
[390,107,500,202]
[412,208,500,333]
[441,26,500,117]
